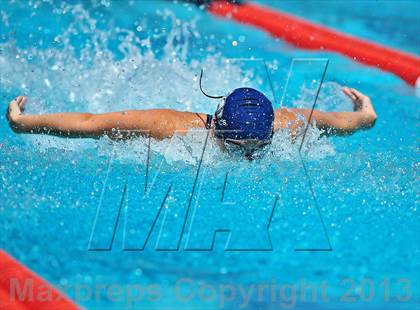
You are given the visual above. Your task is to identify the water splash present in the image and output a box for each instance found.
[293,81,354,112]
[0,1,335,164]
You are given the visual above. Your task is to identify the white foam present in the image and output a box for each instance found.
[0,2,335,165]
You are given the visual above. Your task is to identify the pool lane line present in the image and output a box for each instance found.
[207,1,420,87]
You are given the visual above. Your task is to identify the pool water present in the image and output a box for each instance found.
[0,1,419,309]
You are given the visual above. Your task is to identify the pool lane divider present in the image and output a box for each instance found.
[0,250,81,310]
[208,1,420,87]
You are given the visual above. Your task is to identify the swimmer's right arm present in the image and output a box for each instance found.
[6,96,200,140]
[291,87,377,135]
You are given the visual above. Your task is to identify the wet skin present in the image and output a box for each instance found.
[6,87,376,143]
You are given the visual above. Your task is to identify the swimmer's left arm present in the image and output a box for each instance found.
[290,87,377,135]
[6,96,199,140]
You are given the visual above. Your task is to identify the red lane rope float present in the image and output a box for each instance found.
[208,1,420,86]
[0,250,80,310]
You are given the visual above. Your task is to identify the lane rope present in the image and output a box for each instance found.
[208,1,420,87]
[0,250,80,309]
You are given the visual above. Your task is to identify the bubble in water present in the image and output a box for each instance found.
[100,0,110,7]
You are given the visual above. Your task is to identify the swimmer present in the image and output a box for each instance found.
[6,81,376,158]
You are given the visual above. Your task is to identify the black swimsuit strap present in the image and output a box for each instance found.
[205,114,213,130]
[195,113,213,130]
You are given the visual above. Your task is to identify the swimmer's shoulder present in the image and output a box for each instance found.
[181,112,211,129]
[158,110,210,129]
[274,107,304,131]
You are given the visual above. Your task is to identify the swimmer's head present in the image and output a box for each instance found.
[213,87,274,140]
[199,70,274,159]
[213,88,274,159]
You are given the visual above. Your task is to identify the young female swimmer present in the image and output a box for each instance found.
[6,86,376,158]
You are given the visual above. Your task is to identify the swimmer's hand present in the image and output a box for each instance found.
[342,87,377,121]
[6,96,26,132]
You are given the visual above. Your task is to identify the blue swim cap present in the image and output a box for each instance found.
[214,88,274,141]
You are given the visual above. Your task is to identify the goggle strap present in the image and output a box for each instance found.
[199,69,224,99]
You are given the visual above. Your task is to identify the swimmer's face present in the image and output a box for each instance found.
[216,137,271,160]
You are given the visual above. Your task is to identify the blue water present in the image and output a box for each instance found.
[0,1,419,309]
